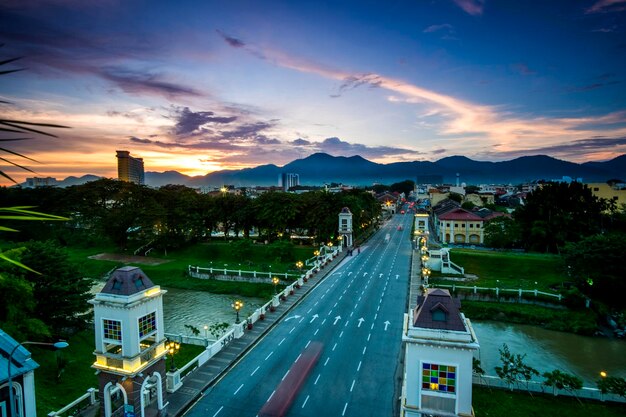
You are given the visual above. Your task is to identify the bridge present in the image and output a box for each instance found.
[175,212,415,417]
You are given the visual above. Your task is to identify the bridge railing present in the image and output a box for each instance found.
[436,284,562,300]
[167,246,342,392]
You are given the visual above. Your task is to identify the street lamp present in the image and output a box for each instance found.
[165,340,180,371]
[8,340,69,417]
[296,261,303,270]
[232,300,244,323]
[204,325,209,339]
[272,277,280,295]
[600,370,607,378]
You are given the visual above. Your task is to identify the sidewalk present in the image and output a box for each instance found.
[165,251,348,417]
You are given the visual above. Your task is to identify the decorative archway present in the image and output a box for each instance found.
[103,382,127,417]
[139,372,164,417]
[0,381,24,417]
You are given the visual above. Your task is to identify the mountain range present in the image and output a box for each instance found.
[49,153,626,188]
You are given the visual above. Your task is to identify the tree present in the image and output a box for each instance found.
[16,240,94,336]
[448,192,463,203]
[562,232,626,308]
[597,375,626,399]
[494,343,539,391]
[542,369,583,397]
[484,216,520,249]
[389,180,415,198]
[514,182,608,253]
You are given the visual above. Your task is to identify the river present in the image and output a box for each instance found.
[473,321,626,384]
[163,287,265,337]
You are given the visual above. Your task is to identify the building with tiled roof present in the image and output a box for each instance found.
[437,207,485,245]
[401,288,479,417]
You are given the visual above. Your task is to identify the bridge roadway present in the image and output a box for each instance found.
[184,213,414,417]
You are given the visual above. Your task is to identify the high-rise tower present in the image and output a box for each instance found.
[116,150,145,185]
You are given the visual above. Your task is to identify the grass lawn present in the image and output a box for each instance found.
[473,385,626,417]
[436,249,566,291]
[32,329,206,416]
[63,241,317,298]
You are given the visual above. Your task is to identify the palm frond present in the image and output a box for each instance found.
[0,120,69,137]
[0,252,41,274]
[0,147,39,162]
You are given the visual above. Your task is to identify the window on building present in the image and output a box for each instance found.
[422,363,456,393]
[594,187,599,191]
[476,224,481,229]
[469,224,474,228]
[446,223,450,228]
[138,312,157,338]
[103,319,122,342]
[432,309,447,321]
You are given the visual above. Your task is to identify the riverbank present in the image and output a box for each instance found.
[463,301,597,335]
[473,386,626,417]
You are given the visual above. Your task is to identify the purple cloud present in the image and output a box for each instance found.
[586,0,626,14]
[453,0,485,16]
[171,107,238,136]
[292,138,311,146]
[317,137,418,159]
[216,29,246,48]
[331,73,383,98]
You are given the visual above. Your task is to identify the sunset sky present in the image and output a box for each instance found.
[1,0,626,185]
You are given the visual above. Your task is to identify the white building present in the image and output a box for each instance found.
[0,330,39,417]
[90,267,168,417]
[401,289,479,417]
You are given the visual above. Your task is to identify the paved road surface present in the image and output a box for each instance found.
[184,213,414,417]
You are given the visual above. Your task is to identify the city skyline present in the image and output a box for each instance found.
[1,0,625,185]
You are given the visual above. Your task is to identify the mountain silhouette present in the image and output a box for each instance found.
[34,153,626,188]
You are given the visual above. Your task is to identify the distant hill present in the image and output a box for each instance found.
[24,153,626,188]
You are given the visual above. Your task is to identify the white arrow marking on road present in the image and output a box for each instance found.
[384,320,391,331]
[363,272,368,276]
[357,317,365,328]
[379,273,383,278]
[334,316,341,325]
[285,315,301,321]
[310,314,319,323]
[348,272,353,276]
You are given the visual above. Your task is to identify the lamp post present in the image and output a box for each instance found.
[204,325,209,339]
[165,340,180,371]
[296,261,303,270]
[272,277,279,295]
[8,340,69,417]
[232,300,244,323]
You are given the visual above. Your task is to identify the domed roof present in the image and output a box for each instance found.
[100,266,155,296]
[340,207,352,214]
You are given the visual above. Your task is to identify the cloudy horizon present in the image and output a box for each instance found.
[1,0,625,184]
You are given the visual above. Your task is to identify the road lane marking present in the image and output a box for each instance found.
[302,395,310,408]
[307,308,313,314]
[371,323,375,330]
[289,327,295,334]
[300,317,305,323]
[339,295,343,300]
[350,379,356,392]
[362,346,367,354]
[332,343,337,351]
[267,390,275,402]
[265,352,273,360]
[321,318,326,325]
[345,320,350,327]
[295,353,302,362]
[251,366,260,376]
[334,302,338,308]
[278,337,286,346]
[350,311,354,317]
[234,383,244,395]
[374,313,378,320]
[282,370,290,381]
[324,357,330,366]
[314,374,321,385]
[314,329,319,335]
[357,361,362,371]
[342,402,348,416]
[367,333,371,341]
[212,406,224,417]
[339,331,344,338]
[306,340,311,348]
[377,305,381,312]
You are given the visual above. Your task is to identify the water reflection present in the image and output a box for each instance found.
[473,321,626,384]
[163,287,265,337]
